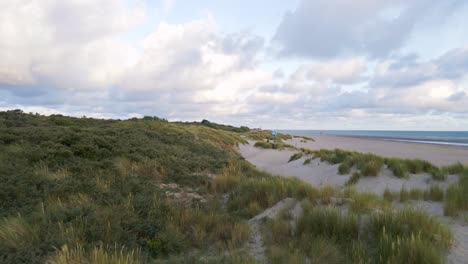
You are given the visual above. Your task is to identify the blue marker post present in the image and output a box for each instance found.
[271,130,277,143]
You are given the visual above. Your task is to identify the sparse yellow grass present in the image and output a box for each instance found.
[47,245,142,264]
[0,215,39,249]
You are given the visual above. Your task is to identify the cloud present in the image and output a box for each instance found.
[371,45,468,88]
[297,58,367,84]
[272,0,463,59]
[0,0,144,88]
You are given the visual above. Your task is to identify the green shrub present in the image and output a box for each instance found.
[338,162,351,175]
[303,158,313,165]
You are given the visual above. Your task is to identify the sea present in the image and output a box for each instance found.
[279,130,468,147]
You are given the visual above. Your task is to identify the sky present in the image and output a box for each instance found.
[1,0,468,130]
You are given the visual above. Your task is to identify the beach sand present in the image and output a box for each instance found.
[288,134,468,166]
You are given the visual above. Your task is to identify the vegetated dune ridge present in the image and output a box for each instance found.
[238,137,467,264]
[291,134,468,166]
[239,141,459,195]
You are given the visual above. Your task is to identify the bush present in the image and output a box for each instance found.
[338,163,351,175]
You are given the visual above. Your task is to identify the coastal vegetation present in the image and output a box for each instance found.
[0,110,461,263]
[262,204,452,264]
[296,147,466,182]
[444,170,468,216]
[253,141,295,150]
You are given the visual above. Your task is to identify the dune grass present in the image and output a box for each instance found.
[47,245,143,264]
[345,172,362,186]
[305,149,384,176]
[262,205,452,264]
[288,152,303,162]
[245,130,292,141]
[222,160,321,218]
[253,141,295,150]
[297,148,466,181]
[444,171,468,216]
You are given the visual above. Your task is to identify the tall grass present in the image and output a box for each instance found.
[288,152,303,162]
[308,148,466,181]
[312,149,384,176]
[296,207,359,243]
[253,141,294,150]
[444,173,468,216]
[263,205,452,264]
[369,208,452,249]
[47,245,143,264]
[213,159,321,218]
[0,215,39,249]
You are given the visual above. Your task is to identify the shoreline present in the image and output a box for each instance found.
[327,134,468,148]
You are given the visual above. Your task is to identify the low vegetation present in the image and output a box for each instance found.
[288,152,303,162]
[293,147,466,182]
[0,110,461,263]
[444,170,468,216]
[245,130,292,141]
[0,110,251,263]
[253,141,295,150]
[263,204,452,264]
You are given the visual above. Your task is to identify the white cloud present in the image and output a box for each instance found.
[0,0,144,88]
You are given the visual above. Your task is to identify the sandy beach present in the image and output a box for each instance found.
[289,134,468,166]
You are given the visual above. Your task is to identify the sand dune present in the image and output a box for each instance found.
[239,141,458,195]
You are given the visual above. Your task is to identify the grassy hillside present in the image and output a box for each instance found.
[0,110,456,263]
[0,110,253,263]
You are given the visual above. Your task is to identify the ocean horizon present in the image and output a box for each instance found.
[278,130,468,147]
